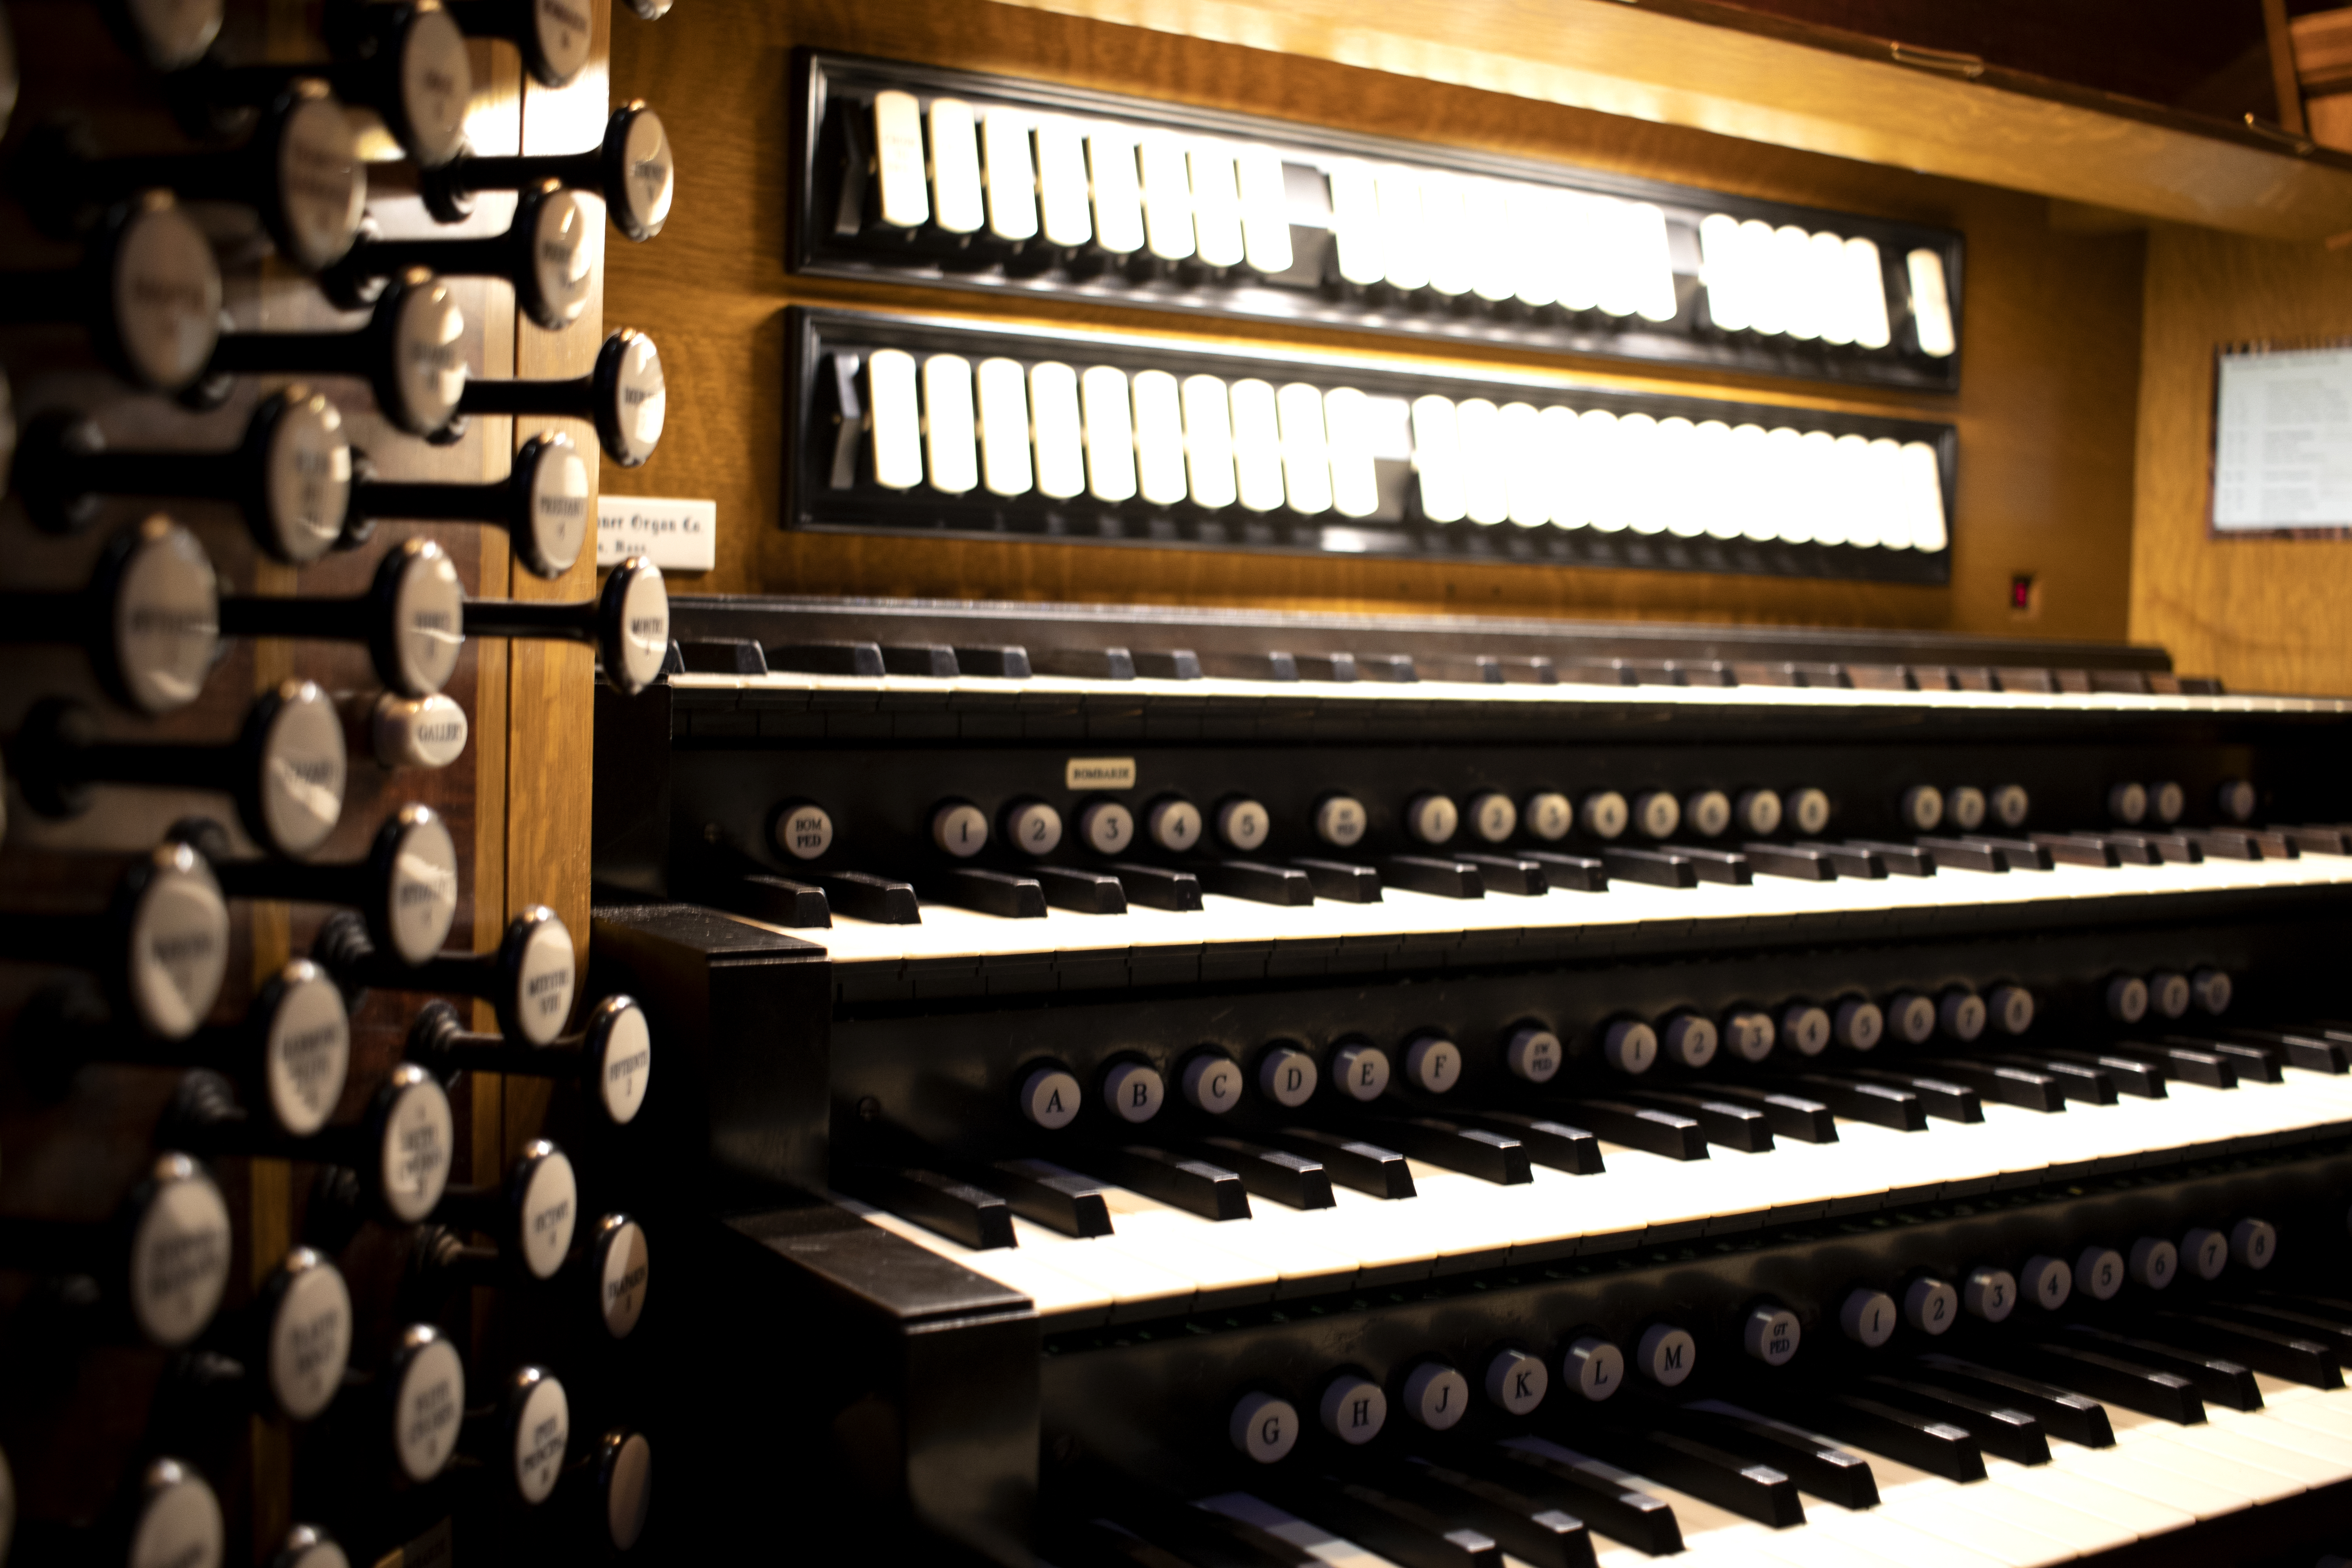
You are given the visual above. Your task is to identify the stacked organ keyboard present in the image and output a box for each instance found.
[0,0,675,1561]
[587,597,2352,1564]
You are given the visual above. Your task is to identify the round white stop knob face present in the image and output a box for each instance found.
[773,803,834,860]
[1634,791,1680,839]
[605,1432,654,1551]
[251,683,350,858]
[1229,1392,1297,1463]
[267,1258,352,1423]
[1485,1348,1548,1414]
[593,1004,653,1128]
[1887,993,1935,1044]
[2076,1247,2125,1301]
[1562,1336,1624,1401]
[1217,797,1270,851]
[1834,999,1883,1051]
[1780,1004,1831,1057]
[599,1219,651,1339]
[932,802,988,857]
[1737,789,1782,836]
[1683,790,1730,838]
[1403,1034,1460,1093]
[1603,1020,1657,1075]
[2191,969,2232,1015]
[1469,792,1517,843]
[508,916,577,1047]
[1662,1014,1717,1069]
[372,692,469,770]
[1319,1374,1387,1443]
[2216,779,2256,822]
[129,1464,223,1568]
[2021,1254,2072,1310]
[1257,1045,1318,1107]
[2106,976,2148,1023]
[1939,990,1987,1041]
[384,811,460,966]
[1900,786,1943,833]
[1181,1053,1242,1113]
[392,1332,466,1483]
[1964,1268,2017,1322]
[1017,1065,1082,1129]
[1332,1042,1391,1101]
[1744,1305,1801,1366]
[1402,1362,1469,1430]
[1840,1289,1896,1347]
[129,1162,233,1348]
[511,1374,571,1505]
[2231,1218,2277,1270]
[517,1150,579,1280]
[2182,1227,2227,1281]
[1903,1277,1958,1335]
[1581,791,1629,840]
[1101,1060,1165,1123]
[1148,797,1202,852]
[374,1073,455,1224]
[2129,1237,2178,1290]
[1636,1325,1695,1386]
[2150,972,2191,1018]
[1788,787,1832,835]
[2108,782,2148,824]
[1314,795,1367,847]
[1990,784,2030,828]
[1406,793,1459,845]
[2151,780,2185,824]
[1990,985,2035,1035]
[1078,800,1134,855]
[1504,1026,1561,1083]
[262,965,350,1138]
[1004,800,1063,856]
[1524,792,1572,840]
[1724,1011,1776,1062]
[1945,786,1986,831]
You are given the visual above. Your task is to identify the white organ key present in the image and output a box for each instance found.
[979,109,1039,242]
[1654,416,1702,537]
[1694,420,1740,539]
[1466,179,1517,303]
[1455,398,1507,526]
[1079,364,1139,501]
[1275,381,1333,514]
[1420,171,1474,297]
[1028,361,1085,499]
[1739,218,1784,336]
[1499,401,1547,526]
[1811,230,1854,343]
[1556,192,1606,314]
[1539,406,1587,531]
[1699,212,1748,332]
[973,356,1033,497]
[1822,432,1871,548]
[1189,142,1245,267]
[1627,201,1680,322]
[1616,412,1663,533]
[1374,165,1430,292]
[1230,377,1286,511]
[1131,368,1188,506]
[1323,387,1379,519]
[1579,408,1626,531]
[1729,423,1773,541]
[1409,395,1465,524]
[926,98,984,236]
[1086,125,1145,256]
[1234,146,1294,274]
[1327,160,1383,286]
[1136,131,1196,261]
[1902,440,1949,550]
[1861,437,1906,549]
[864,347,922,490]
[869,90,929,230]
[1509,185,1562,308]
[1847,236,1894,349]
[1180,374,1238,509]
[1908,247,1957,356]
[1758,425,1805,541]
[1772,224,1820,339]
[920,354,978,494]
[1032,115,1093,247]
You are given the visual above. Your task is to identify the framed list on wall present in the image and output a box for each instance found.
[2212,339,2352,537]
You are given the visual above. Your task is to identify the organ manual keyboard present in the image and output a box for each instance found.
[585,597,2352,1564]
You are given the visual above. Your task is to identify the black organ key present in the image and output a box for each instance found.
[1033,866,1129,914]
[1043,1517,1199,1568]
[1519,851,1607,891]
[407,993,651,1130]
[1265,1474,1500,1568]
[708,871,830,928]
[1268,1128,1416,1199]
[1957,834,2055,871]
[985,1158,1113,1237]
[1739,842,1838,881]
[17,391,354,566]
[1909,1355,2114,1448]
[1666,1403,1880,1509]
[2002,1342,2205,1424]
[2213,1025,2348,1073]
[2064,830,2163,866]
[1356,1117,1530,1184]
[1291,652,1357,682]
[1857,1376,2050,1466]
[2027,831,2126,867]
[1452,853,1547,895]
[2105,1040,2237,1088]
[180,805,459,966]
[1570,1426,1803,1527]
[195,0,472,166]
[2272,823,2352,853]
[1107,862,1203,911]
[1194,1136,1336,1209]
[1907,1058,2066,1112]
[0,193,220,393]
[1561,1101,1708,1161]
[926,866,1047,918]
[1910,836,2005,873]
[460,326,668,466]
[767,640,884,675]
[2059,1325,2262,1409]
[2178,828,2261,861]
[1290,857,1383,902]
[951,643,1031,678]
[324,181,598,331]
[1786,1073,1927,1131]
[882,643,958,677]
[1844,1068,1983,1122]
[820,870,922,924]
[1620,1091,1774,1152]
[316,904,577,1047]
[2204,1297,2352,1357]
[1381,855,1484,898]
[1490,1441,1682,1555]
[2113,830,2203,864]
[1198,650,1298,681]
[1837,839,1935,876]
[0,1152,233,1349]
[207,270,467,436]
[0,840,230,1041]
[1033,646,1137,680]
[1655,845,1753,886]
[1698,1084,1838,1142]
[1979,1053,2118,1104]
[1380,1459,1595,1568]
[1090,1145,1251,1221]
[2143,1310,2344,1387]
[1197,860,1315,905]
[1131,649,1203,680]
[2032,1048,2165,1097]
[2161,1034,2282,1082]
[464,553,672,695]
[423,100,673,241]
[24,82,364,274]
[166,1062,454,1225]
[0,518,223,714]
[1784,1393,1986,1483]
[1460,1112,1605,1173]
[840,1165,1015,1250]
[350,431,597,578]
[1599,847,1697,889]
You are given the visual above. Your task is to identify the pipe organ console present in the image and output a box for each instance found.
[0,0,672,1560]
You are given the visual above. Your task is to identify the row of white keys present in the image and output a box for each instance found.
[1698,215,1894,348]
